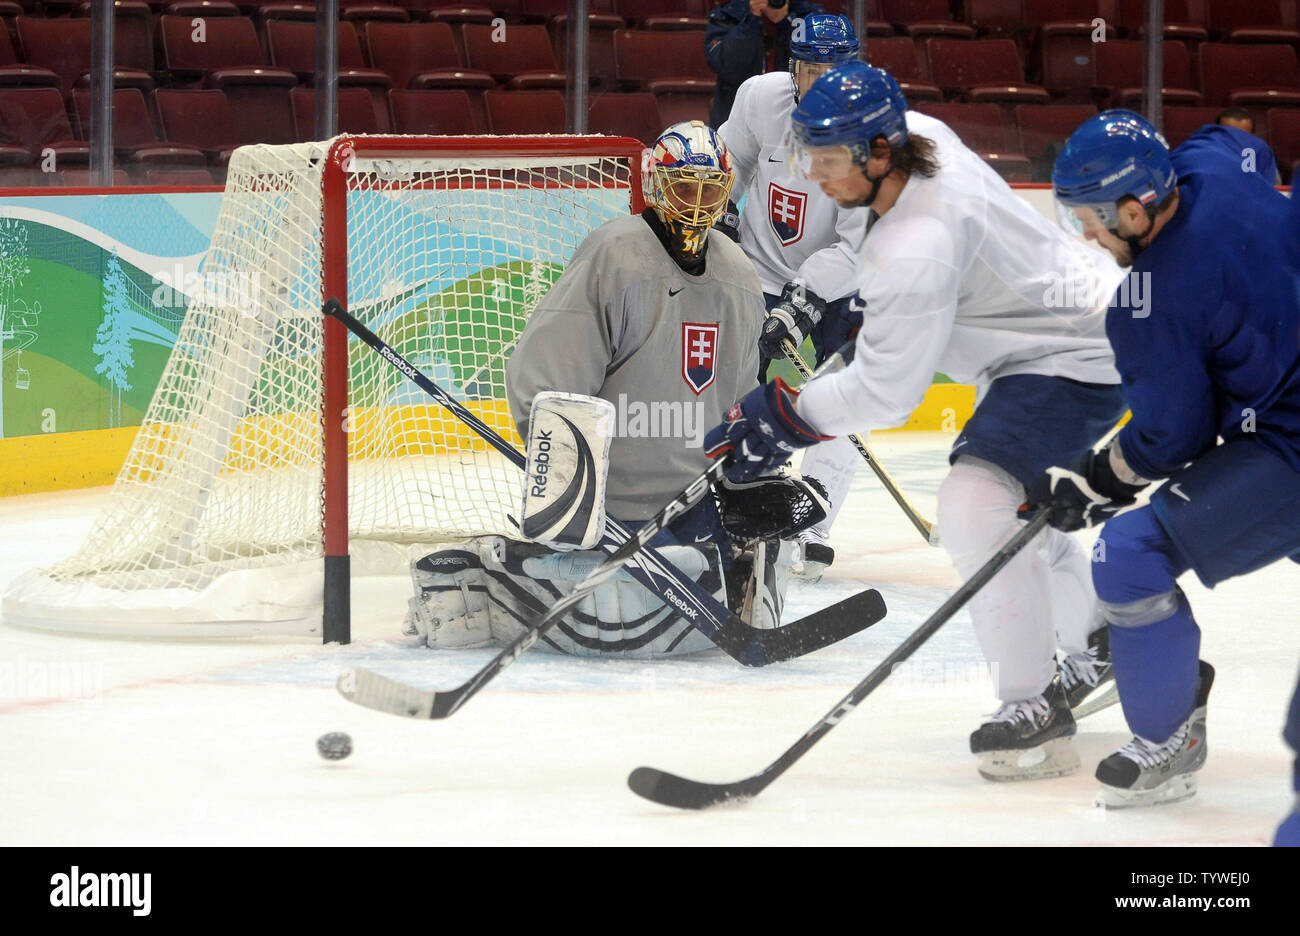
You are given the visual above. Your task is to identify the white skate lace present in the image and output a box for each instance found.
[1060,646,1105,690]
[1117,724,1191,769]
[989,695,1051,726]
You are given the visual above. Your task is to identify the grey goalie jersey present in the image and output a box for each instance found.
[507,213,765,522]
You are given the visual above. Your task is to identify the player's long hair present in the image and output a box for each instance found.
[881,134,941,179]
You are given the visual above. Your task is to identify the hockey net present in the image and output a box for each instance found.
[4,135,645,638]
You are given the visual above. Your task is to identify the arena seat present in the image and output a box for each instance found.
[483,88,565,133]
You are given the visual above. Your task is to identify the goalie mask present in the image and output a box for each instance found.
[645,121,735,261]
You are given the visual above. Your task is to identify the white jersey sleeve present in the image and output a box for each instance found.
[796,111,1123,437]
[718,72,868,300]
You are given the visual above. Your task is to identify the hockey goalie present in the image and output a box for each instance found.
[405,121,829,658]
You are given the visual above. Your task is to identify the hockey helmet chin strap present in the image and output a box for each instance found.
[852,140,894,209]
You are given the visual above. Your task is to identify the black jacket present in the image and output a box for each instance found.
[704,0,827,127]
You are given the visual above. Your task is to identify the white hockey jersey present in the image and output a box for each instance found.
[797,111,1125,436]
[719,71,867,300]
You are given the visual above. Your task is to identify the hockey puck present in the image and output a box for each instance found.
[316,731,353,761]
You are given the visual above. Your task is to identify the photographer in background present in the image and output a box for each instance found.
[706,0,827,127]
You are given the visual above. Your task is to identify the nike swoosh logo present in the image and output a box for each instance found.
[694,533,712,543]
[1169,483,1190,502]
[669,286,684,296]
[767,154,784,163]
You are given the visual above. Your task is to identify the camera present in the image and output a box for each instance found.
[769,0,787,8]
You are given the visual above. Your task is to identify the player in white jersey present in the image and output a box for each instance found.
[704,64,1129,780]
[405,122,826,659]
[717,12,868,580]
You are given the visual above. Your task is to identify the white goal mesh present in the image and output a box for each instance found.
[4,135,644,636]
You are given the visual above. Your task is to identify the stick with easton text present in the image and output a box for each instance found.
[781,338,938,546]
[323,299,888,709]
[627,508,1052,809]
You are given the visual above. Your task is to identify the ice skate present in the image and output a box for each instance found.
[791,531,834,583]
[971,676,1079,781]
[1094,661,1214,809]
[1060,626,1118,719]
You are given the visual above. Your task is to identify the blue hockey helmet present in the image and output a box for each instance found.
[787,62,908,182]
[1053,109,1176,236]
[789,14,860,101]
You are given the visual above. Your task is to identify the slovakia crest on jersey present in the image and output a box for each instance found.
[682,322,719,395]
[768,182,807,246]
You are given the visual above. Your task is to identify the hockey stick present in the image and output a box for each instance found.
[780,338,939,546]
[627,508,1052,809]
[323,299,886,673]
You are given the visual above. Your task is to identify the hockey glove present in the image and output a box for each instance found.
[704,377,833,483]
[1019,445,1148,533]
[759,282,827,359]
[811,293,864,366]
[714,199,741,244]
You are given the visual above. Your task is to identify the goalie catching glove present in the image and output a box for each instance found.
[714,468,830,541]
[759,282,827,359]
[704,378,832,483]
[1019,442,1149,532]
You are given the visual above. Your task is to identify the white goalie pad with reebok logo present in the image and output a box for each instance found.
[520,391,615,550]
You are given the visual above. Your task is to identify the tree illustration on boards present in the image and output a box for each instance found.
[93,249,135,428]
[0,217,33,438]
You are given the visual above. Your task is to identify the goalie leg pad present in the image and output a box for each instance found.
[508,542,727,657]
[406,545,496,649]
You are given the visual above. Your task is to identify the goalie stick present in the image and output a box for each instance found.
[323,300,887,702]
[781,339,938,546]
[626,509,1052,809]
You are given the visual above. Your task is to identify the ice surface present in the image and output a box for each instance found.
[1,433,1295,844]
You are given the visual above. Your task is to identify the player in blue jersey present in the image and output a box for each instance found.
[1025,111,1300,816]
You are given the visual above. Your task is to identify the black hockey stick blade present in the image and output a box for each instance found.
[628,511,1052,810]
[714,586,886,665]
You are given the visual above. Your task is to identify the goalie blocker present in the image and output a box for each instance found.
[409,400,831,657]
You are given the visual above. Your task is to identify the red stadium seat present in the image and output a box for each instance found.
[1025,1,1116,102]
[269,20,394,130]
[964,0,1025,41]
[913,102,1019,152]
[158,14,271,81]
[1205,0,1300,49]
[154,88,241,169]
[1093,39,1202,108]
[614,29,713,89]
[926,38,1050,104]
[1267,107,1300,182]
[290,86,380,140]
[1015,102,1096,177]
[462,23,565,89]
[342,4,410,25]
[388,88,478,133]
[0,87,90,166]
[548,11,625,91]
[1116,0,1208,50]
[883,0,974,42]
[363,21,476,89]
[165,1,240,16]
[483,88,565,133]
[865,36,942,102]
[412,2,495,25]
[1159,106,1224,147]
[69,88,207,178]
[17,16,150,94]
[143,167,217,185]
[73,1,155,72]
[1199,43,1300,108]
[588,91,662,145]
[653,85,711,127]
[0,22,60,88]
